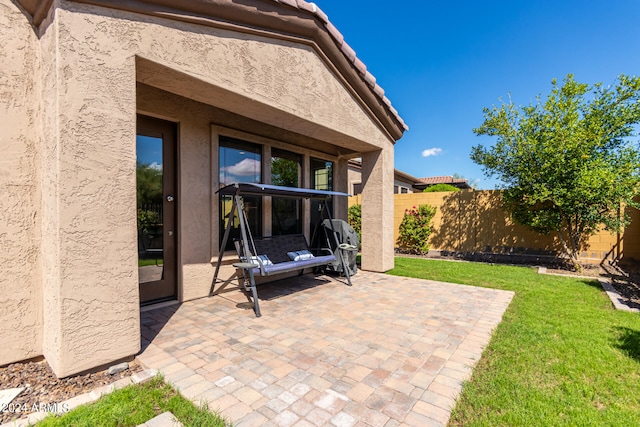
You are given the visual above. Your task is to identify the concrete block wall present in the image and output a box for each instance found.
[350,191,640,264]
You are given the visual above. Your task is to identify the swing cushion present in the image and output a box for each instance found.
[235,234,335,276]
[287,250,314,261]
[250,255,273,266]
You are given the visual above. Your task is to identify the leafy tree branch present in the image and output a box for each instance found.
[471,74,640,268]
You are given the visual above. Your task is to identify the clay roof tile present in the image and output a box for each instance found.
[296,0,316,13]
[312,4,329,23]
[363,71,376,88]
[373,84,385,98]
[325,21,344,45]
[417,176,469,184]
[277,0,298,8]
[352,57,367,75]
[340,42,357,62]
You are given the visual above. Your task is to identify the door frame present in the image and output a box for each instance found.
[136,114,179,305]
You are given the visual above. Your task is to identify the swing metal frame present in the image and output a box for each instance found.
[213,183,352,316]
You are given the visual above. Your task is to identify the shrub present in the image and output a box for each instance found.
[423,183,461,192]
[397,204,437,254]
[348,204,362,246]
[137,209,160,234]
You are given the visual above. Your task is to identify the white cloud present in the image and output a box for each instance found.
[222,158,261,176]
[422,148,443,157]
[148,162,163,171]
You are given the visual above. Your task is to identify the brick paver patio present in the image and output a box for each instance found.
[138,271,514,427]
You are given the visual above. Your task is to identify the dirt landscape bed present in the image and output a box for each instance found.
[0,359,143,424]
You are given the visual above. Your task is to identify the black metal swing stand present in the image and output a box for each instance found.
[213,182,354,317]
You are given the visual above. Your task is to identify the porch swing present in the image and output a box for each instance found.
[213,182,353,316]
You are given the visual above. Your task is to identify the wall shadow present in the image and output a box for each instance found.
[139,303,181,353]
[428,191,566,265]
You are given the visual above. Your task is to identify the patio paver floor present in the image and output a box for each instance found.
[138,271,514,426]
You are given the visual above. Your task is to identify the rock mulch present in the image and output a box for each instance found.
[0,358,143,424]
[599,262,640,309]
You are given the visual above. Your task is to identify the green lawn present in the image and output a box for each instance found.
[36,376,228,427]
[388,257,640,427]
[138,258,163,267]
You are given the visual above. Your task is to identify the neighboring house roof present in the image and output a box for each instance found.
[415,176,472,189]
[349,161,473,190]
[17,0,407,141]
[348,159,421,185]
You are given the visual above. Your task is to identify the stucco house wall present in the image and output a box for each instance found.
[2,0,405,377]
[0,0,43,366]
[348,160,417,195]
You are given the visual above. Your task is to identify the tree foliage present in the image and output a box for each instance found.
[271,157,299,187]
[423,183,461,193]
[348,204,362,246]
[471,74,640,267]
[136,161,163,205]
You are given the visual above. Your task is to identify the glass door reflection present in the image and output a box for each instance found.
[137,135,164,284]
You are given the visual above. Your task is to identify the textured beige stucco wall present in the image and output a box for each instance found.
[360,147,395,272]
[0,0,43,366]
[137,85,351,301]
[39,5,140,377]
[4,0,395,375]
[39,1,63,374]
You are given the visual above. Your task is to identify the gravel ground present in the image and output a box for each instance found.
[0,358,143,424]
[595,262,640,309]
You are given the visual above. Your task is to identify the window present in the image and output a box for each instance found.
[219,137,262,249]
[271,149,301,235]
[217,134,336,244]
[310,158,334,229]
[311,158,333,192]
[353,183,363,195]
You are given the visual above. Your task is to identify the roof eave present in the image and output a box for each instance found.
[18,0,407,141]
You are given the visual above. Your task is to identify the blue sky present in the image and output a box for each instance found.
[317,0,640,189]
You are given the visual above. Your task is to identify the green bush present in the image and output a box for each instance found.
[397,204,437,254]
[423,183,461,192]
[137,209,160,233]
[348,204,362,245]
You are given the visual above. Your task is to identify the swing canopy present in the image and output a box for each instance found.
[213,182,354,316]
[217,182,350,199]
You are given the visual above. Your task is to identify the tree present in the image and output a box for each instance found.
[452,173,479,189]
[348,204,362,246]
[423,183,461,193]
[471,74,640,268]
[136,161,163,205]
[271,157,298,187]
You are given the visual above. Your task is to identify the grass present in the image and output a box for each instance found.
[388,257,640,427]
[138,258,163,267]
[36,376,228,427]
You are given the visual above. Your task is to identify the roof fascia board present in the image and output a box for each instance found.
[16,0,54,26]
